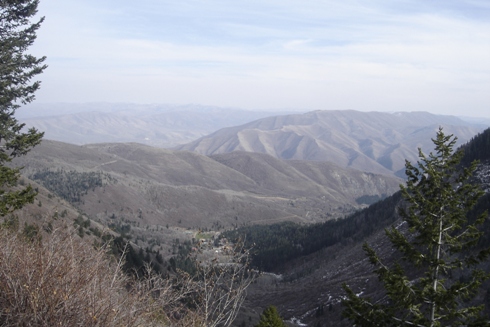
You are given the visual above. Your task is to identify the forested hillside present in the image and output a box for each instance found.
[238,128,490,327]
[225,128,490,272]
[223,192,401,271]
[461,128,490,166]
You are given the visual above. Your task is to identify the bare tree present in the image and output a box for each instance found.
[192,242,256,327]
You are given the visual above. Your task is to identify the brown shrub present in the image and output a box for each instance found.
[0,227,196,327]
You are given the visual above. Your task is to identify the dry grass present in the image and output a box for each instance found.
[0,226,199,327]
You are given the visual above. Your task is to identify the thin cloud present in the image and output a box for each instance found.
[30,0,490,117]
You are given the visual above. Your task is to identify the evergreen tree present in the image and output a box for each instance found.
[255,306,286,327]
[343,128,490,326]
[0,0,45,216]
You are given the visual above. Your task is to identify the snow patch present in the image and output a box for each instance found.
[289,317,308,326]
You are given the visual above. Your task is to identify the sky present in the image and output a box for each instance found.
[29,0,490,117]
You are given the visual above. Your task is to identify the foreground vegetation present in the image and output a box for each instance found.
[343,128,490,326]
[0,221,255,326]
[0,225,189,326]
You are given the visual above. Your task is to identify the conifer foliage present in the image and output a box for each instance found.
[0,0,45,216]
[255,306,286,327]
[343,128,490,326]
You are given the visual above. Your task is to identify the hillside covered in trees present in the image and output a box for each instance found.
[224,128,490,272]
[461,128,490,166]
[222,192,401,271]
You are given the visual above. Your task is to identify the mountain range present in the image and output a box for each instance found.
[19,104,487,178]
[18,103,292,148]
[177,110,486,176]
[14,140,401,230]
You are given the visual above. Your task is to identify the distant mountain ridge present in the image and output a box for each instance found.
[177,110,486,176]
[18,103,293,148]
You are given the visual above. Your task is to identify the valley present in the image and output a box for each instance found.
[7,108,490,327]
[3,1,490,325]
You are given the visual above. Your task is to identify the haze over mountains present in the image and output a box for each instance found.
[177,110,487,176]
[19,103,487,179]
[19,103,292,148]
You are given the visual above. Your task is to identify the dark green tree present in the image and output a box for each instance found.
[0,0,45,216]
[255,306,286,327]
[343,128,490,326]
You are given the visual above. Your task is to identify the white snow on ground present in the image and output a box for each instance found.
[289,317,308,326]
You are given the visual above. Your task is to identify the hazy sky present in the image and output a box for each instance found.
[30,0,490,117]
